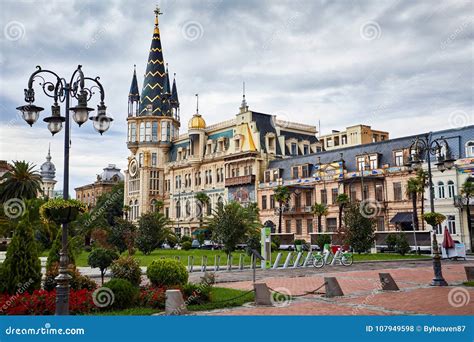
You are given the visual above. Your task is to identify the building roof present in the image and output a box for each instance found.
[138,8,167,116]
[268,125,474,180]
[98,164,124,182]
[189,114,206,129]
[40,146,55,181]
[129,65,140,102]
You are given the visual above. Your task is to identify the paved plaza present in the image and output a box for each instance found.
[200,260,473,315]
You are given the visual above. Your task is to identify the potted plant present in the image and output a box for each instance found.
[40,198,87,225]
[423,212,446,229]
[294,239,305,252]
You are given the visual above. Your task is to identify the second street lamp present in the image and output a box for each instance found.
[17,64,113,315]
[406,133,455,286]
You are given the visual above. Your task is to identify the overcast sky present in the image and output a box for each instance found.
[0,0,472,193]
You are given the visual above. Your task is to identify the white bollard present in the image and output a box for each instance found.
[227,255,232,271]
[272,253,282,269]
[303,252,313,267]
[292,252,303,268]
[239,254,244,270]
[215,255,220,271]
[283,252,293,269]
[187,256,194,272]
[250,254,255,269]
[202,255,207,272]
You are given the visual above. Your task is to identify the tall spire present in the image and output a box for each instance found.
[195,93,199,114]
[46,143,51,162]
[171,73,179,105]
[139,6,166,116]
[129,64,140,102]
[240,81,249,113]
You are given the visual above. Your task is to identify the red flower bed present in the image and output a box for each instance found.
[139,287,166,309]
[0,289,96,315]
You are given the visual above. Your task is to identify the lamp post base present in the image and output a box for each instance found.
[430,233,448,287]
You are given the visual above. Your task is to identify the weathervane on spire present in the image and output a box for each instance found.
[195,94,199,114]
[154,5,162,33]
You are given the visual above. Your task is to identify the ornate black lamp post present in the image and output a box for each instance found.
[406,133,455,286]
[17,65,113,315]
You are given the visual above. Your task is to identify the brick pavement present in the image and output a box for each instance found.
[202,261,474,316]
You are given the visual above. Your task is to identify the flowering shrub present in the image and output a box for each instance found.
[139,287,166,309]
[0,289,97,315]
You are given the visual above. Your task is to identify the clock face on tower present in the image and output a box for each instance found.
[129,158,138,177]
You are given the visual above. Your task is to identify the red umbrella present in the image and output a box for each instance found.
[442,227,455,249]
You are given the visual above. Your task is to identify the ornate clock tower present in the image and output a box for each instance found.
[124,7,180,221]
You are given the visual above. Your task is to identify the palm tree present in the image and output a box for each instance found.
[460,180,474,251]
[415,169,429,230]
[273,186,290,234]
[335,193,349,229]
[406,178,420,230]
[195,192,210,230]
[312,203,328,233]
[0,161,42,202]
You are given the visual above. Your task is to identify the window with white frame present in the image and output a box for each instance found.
[145,122,151,141]
[446,215,456,234]
[466,141,474,157]
[447,180,455,198]
[152,121,158,142]
[394,150,403,166]
[139,122,145,142]
[369,155,378,169]
[437,181,445,199]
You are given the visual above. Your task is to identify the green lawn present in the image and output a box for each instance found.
[463,281,474,287]
[71,249,429,268]
[94,287,254,315]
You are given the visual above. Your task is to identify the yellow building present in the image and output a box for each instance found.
[319,124,389,151]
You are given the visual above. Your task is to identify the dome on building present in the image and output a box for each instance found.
[188,113,206,130]
[98,164,124,182]
[40,147,55,181]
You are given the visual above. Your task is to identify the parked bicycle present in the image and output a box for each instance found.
[308,245,353,268]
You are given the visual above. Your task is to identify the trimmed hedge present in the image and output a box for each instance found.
[110,256,142,286]
[146,258,188,287]
[103,278,139,310]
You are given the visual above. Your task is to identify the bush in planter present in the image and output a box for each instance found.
[43,262,97,292]
[147,259,188,287]
[110,256,142,286]
[294,239,306,251]
[87,248,119,285]
[103,278,139,310]
[315,235,331,251]
[39,198,87,225]
[181,241,192,250]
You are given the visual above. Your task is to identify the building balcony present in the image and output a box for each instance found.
[225,174,255,187]
[274,206,313,215]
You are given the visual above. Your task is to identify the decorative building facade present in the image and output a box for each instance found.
[75,164,124,208]
[319,124,389,151]
[258,126,474,251]
[124,8,319,236]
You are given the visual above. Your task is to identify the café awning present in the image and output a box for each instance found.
[390,212,413,224]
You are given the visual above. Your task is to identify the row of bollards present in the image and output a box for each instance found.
[184,254,261,273]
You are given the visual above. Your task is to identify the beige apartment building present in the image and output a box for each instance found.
[319,125,389,151]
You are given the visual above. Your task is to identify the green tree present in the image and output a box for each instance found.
[108,218,136,254]
[311,203,328,233]
[46,230,77,270]
[2,212,42,294]
[87,248,119,285]
[135,212,169,255]
[423,212,446,229]
[343,202,375,253]
[0,161,42,202]
[460,180,474,251]
[336,193,349,229]
[207,201,261,256]
[415,169,429,230]
[273,186,290,234]
[195,191,210,231]
[395,233,411,255]
[93,182,124,226]
[406,178,420,230]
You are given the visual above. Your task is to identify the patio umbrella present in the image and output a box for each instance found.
[442,227,455,249]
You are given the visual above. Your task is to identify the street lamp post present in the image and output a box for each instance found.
[406,133,455,286]
[17,65,113,314]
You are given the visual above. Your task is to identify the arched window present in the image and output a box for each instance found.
[437,181,445,199]
[129,200,133,220]
[134,199,139,220]
[176,201,181,218]
[217,196,224,209]
[139,122,145,142]
[185,200,191,217]
[466,141,474,157]
[447,180,455,198]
